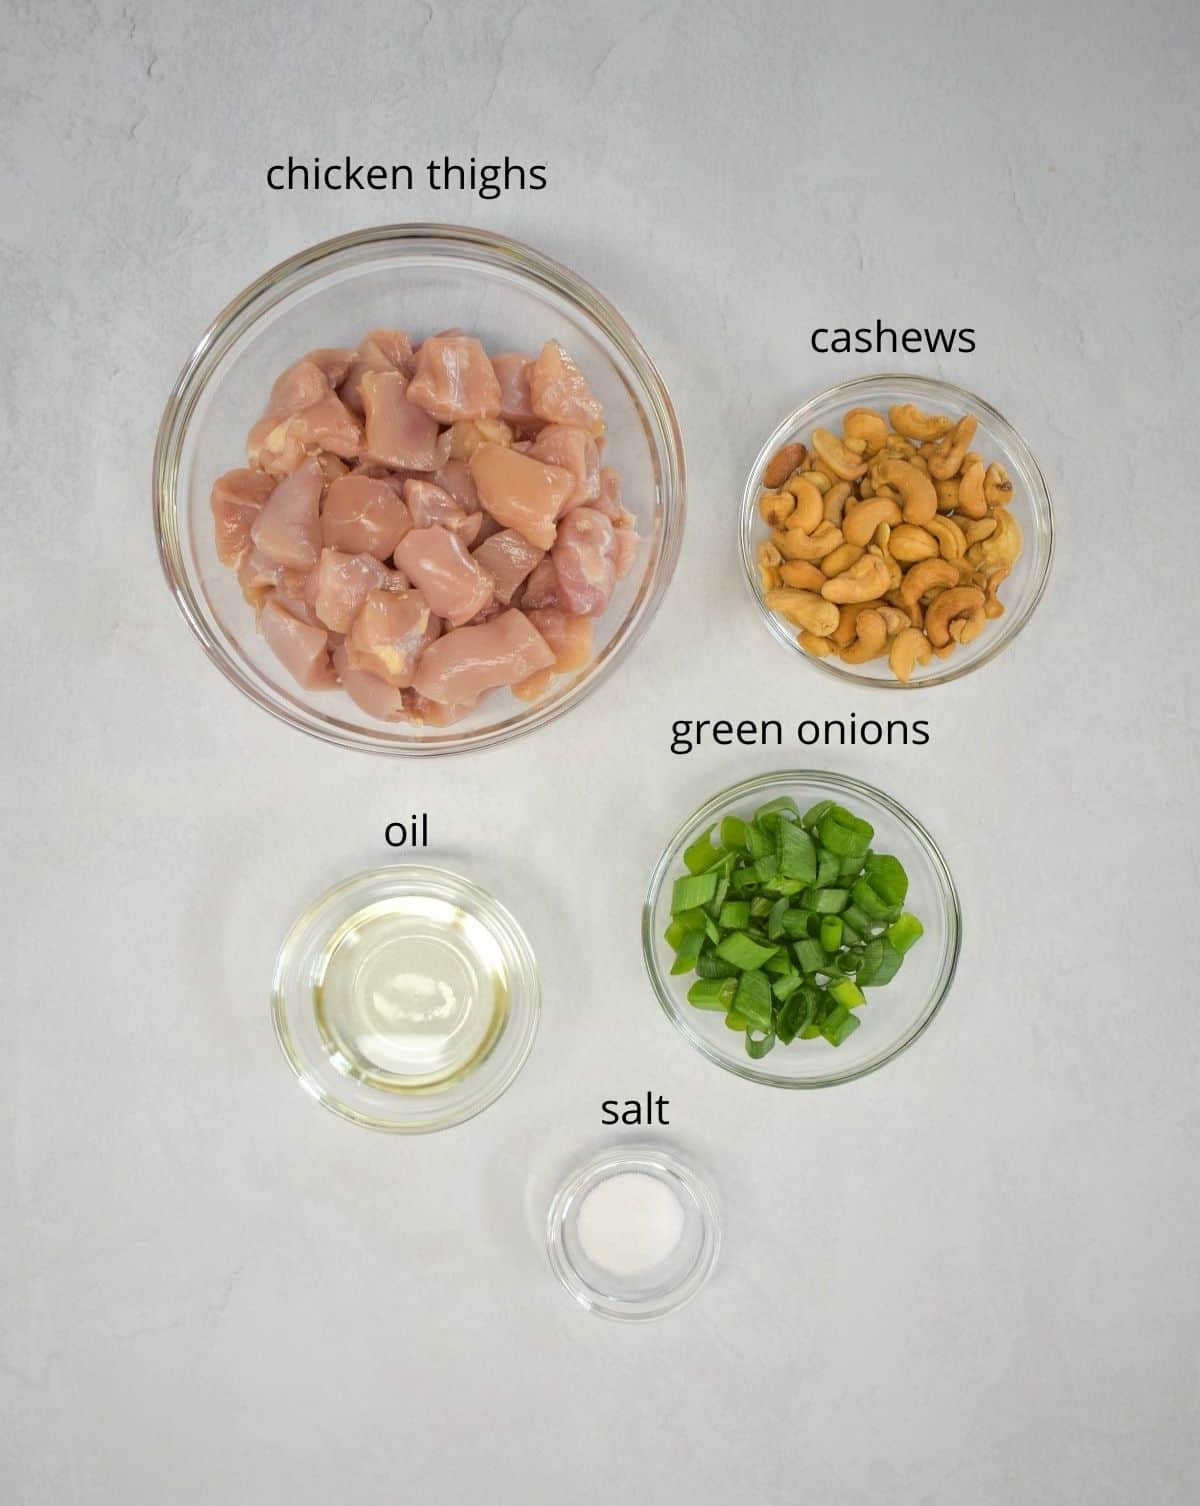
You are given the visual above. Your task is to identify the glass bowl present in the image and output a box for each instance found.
[154,225,685,754]
[546,1145,720,1321]
[642,772,961,1088]
[739,374,1053,687]
[272,866,539,1132]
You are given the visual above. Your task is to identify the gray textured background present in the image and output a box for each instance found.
[4,1,1199,1501]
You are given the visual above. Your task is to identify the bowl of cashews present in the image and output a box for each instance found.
[740,375,1054,687]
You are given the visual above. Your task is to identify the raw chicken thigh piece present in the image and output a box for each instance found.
[471,529,544,605]
[529,424,600,511]
[305,348,357,388]
[525,607,594,672]
[552,506,617,616]
[247,357,363,475]
[394,525,495,627]
[346,589,440,687]
[520,556,559,609]
[468,443,574,551]
[412,609,555,706]
[403,479,483,545]
[361,370,442,470]
[250,458,324,570]
[528,340,605,435]
[211,468,275,567]
[593,465,625,523]
[261,597,336,688]
[491,352,540,431]
[430,459,481,513]
[310,548,406,634]
[262,357,331,422]
[237,548,310,610]
[407,334,502,424]
[331,642,410,721]
[280,393,363,460]
[321,474,412,559]
[339,329,415,416]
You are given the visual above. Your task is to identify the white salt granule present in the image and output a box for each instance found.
[576,1171,686,1277]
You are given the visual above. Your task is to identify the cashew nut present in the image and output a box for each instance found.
[889,403,955,442]
[758,489,795,529]
[779,558,826,591]
[798,629,835,657]
[983,565,1010,619]
[961,515,997,546]
[823,481,852,527]
[796,469,832,495]
[820,541,866,578]
[811,426,868,481]
[927,415,978,480]
[821,552,891,603]
[843,496,902,547]
[984,462,1014,507]
[889,523,940,562]
[832,602,871,647]
[966,508,1022,571]
[934,478,960,513]
[840,608,888,664]
[899,557,960,614]
[957,458,987,519]
[775,520,844,561]
[844,436,868,456]
[923,586,986,647]
[783,475,825,532]
[866,541,903,591]
[924,514,967,561]
[888,627,933,683]
[876,604,912,636]
[872,458,937,524]
[763,441,806,489]
[764,587,840,637]
[843,408,889,455]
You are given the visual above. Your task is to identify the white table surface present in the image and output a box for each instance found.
[4,1,1199,1501]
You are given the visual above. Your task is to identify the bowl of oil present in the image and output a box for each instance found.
[272,866,540,1132]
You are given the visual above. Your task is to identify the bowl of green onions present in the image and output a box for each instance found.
[642,771,961,1088]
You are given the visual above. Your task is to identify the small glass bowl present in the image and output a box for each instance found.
[155,224,685,754]
[546,1146,721,1321]
[643,771,961,1088]
[272,866,539,1132]
[739,374,1053,687]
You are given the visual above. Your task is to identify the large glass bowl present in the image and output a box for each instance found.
[643,772,961,1088]
[739,375,1053,688]
[154,225,685,754]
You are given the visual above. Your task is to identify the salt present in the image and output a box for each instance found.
[576,1171,685,1277]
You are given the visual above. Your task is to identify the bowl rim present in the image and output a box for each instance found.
[738,372,1054,689]
[642,770,962,1088]
[545,1143,721,1321]
[270,863,540,1132]
[154,223,686,755]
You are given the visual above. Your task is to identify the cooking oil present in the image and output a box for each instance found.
[314,895,509,1091]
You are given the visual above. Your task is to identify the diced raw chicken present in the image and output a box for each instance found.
[394,525,495,627]
[306,348,357,388]
[403,479,482,545]
[528,340,604,435]
[530,424,600,511]
[431,459,480,513]
[525,607,594,671]
[321,474,412,559]
[406,693,475,727]
[284,394,363,459]
[445,417,515,462]
[331,642,410,721]
[262,357,330,422]
[510,667,554,702]
[552,506,617,616]
[468,443,573,551]
[315,452,349,483]
[345,589,441,688]
[593,465,625,523]
[250,458,324,570]
[310,548,406,634]
[339,329,415,416]
[261,597,336,689]
[471,529,544,605]
[237,547,310,610]
[211,468,275,567]
[521,555,559,609]
[407,334,502,424]
[361,370,442,470]
[411,609,555,706]
[272,587,321,627]
[613,525,640,580]
[491,352,540,431]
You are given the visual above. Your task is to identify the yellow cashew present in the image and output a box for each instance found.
[966,508,1022,571]
[888,627,933,683]
[843,496,902,547]
[876,604,911,636]
[924,514,967,561]
[927,415,978,480]
[832,602,870,647]
[984,462,1014,507]
[775,520,844,561]
[783,475,825,532]
[867,541,903,591]
[889,403,955,442]
[820,542,865,578]
[872,458,937,524]
[923,586,986,647]
[843,408,889,455]
[764,587,840,637]
[798,629,835,657]
[889,523,940,562]
[811,426,868,481]
[758,489,796,528]
[957,459,987,519]
[899,557,959,614]
[983,565,1010,619]
[961,515,997,546]
[796,469,831,495]
[779,559,826,591]
[820,552,891,603]
[822,481,852,528]
[840,608,888,664]
[934,478,960,513]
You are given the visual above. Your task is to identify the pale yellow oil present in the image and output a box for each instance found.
[314,897,508,1092]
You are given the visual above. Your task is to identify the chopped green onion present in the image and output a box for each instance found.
[851,875,897,920]
[767,896,789,940]
[725,1008,751,1031]
[694,949,738,979]
[745,1029,776,1059]
[778,820,818,882]
[864,852,909,906]
[818,805,874,858]
[755,853,780,885]
[718,899,751,931]
[716,931,779,970]
[809,886,849,915]
[683,826,722,874]
[755,796,802,823]
[802,799,835,830]
[828,976,866,1010]
[795,938,826,975]
[744,822,773,860]
[671,872,719,915]
[814,846,840,888]
[733,969,773,1031]
[888,913,924,954]
[821,1002,861,1046]
[687,976,737,1010]
[819,916,843,952]
[670,929,706,974]
[720,815,747,849]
